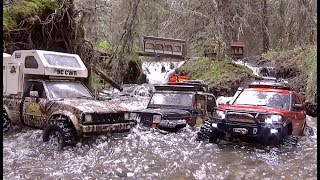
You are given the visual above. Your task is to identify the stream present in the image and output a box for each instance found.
[3,60,317,179]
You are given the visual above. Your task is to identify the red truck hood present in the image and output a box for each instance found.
[218,104,284,114]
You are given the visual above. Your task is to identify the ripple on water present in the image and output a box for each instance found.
[3,116,317,179]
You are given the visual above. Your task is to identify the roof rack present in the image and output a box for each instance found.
[167,80,208,92]
[254,76,277,81]
[249,80,292,90]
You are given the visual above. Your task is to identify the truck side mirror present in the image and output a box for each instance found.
[210,107,218,116]
[30,91,39,98]
[292,103,303,111]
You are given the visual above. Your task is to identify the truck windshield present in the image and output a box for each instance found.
[233,90,290,110]
[149,92,193,107]
[45,81,93,99]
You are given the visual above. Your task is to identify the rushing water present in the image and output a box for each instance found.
[142,61,185,84]
[3,91,317,180]
[3,61,317,179]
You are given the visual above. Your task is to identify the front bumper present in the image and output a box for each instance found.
[80,121,136,134]
[157,120,187,132]
[209,118,285,141]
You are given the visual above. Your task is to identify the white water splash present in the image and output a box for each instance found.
[142,61,185,84]
[216,96,233,105]
[234,60,261,76]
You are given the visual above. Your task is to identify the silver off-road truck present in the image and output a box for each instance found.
[3,50,136,148]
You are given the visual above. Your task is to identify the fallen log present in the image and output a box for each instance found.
[91,66,123,91]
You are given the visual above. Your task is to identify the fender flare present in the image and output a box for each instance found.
[48,110,81,133]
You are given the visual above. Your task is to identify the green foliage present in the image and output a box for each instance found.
[124,52,141,63]
[262,46,317,103]
[297,47,317,103]
[178,57,252,87]
[91,72,102,90]
[3,0,58,32]
[96,40,111,51]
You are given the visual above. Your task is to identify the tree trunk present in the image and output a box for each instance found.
[91,66,123,91]
[297,0,307,46]
[113,0,141,84]
[279,0,285,50]
[261,0,269,53]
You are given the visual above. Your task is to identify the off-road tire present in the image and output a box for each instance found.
[197,119,218,143]
[3,110,12,134]
[303,122,314,136]
[281,136,298,147]
[266,124,298,147]
[43,116,77,149]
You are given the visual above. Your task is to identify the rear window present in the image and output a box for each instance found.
[233,89,290,110]
[44,54,81,68]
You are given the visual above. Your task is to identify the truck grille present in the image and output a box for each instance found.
[227,112,256,124]
[84,113,128,125]
[226,110,267,124]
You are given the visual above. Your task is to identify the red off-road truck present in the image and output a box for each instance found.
[197,77,307,146]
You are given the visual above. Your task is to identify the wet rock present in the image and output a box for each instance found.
[136,73,148,84]
[305,102,317,117]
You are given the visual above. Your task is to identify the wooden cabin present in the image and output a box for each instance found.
[230,42,245,60]
[138,36,186,59]
[204,42,217,60]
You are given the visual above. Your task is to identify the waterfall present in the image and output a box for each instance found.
[142,61,185,84]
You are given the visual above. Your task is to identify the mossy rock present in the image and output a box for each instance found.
[123,52,144,84]
[241,46,316,103]
[178,57,253,96]
[3,0,58,32]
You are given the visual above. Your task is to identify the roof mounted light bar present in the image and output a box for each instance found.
[167,79,208,92]
[254,76,277,81]
[254,76,288,83]
[249,79,292,90]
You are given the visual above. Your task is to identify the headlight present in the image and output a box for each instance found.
[212,109,226,119]
[85,114,92,122]
[152,115,161,123]
[265,114,282,124]
[129,113,137,120]
[124,113,129,120]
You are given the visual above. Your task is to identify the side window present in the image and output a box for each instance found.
[195,94,206,110]
[207,95,217,112]
[291,94,300,109]
[25,81,47,98]
[25,56,38,69]
[23,81,33,97]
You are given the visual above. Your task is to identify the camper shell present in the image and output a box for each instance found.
[3,50,136,148]
[3,50,87,96]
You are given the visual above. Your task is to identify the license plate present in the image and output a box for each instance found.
[102,124,131,131]
[233,128,248,134]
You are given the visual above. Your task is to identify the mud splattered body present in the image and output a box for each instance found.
[3,80,136,137]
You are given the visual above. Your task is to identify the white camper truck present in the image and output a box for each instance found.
[3,50,136,148]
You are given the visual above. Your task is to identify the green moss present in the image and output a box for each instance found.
[297,47,317,103]
[261,46,317,103]
[178,57,252,88]
[3,0,58,32]
[3,11,17,33]
[8,1,40,20]
[29,0,58,11]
